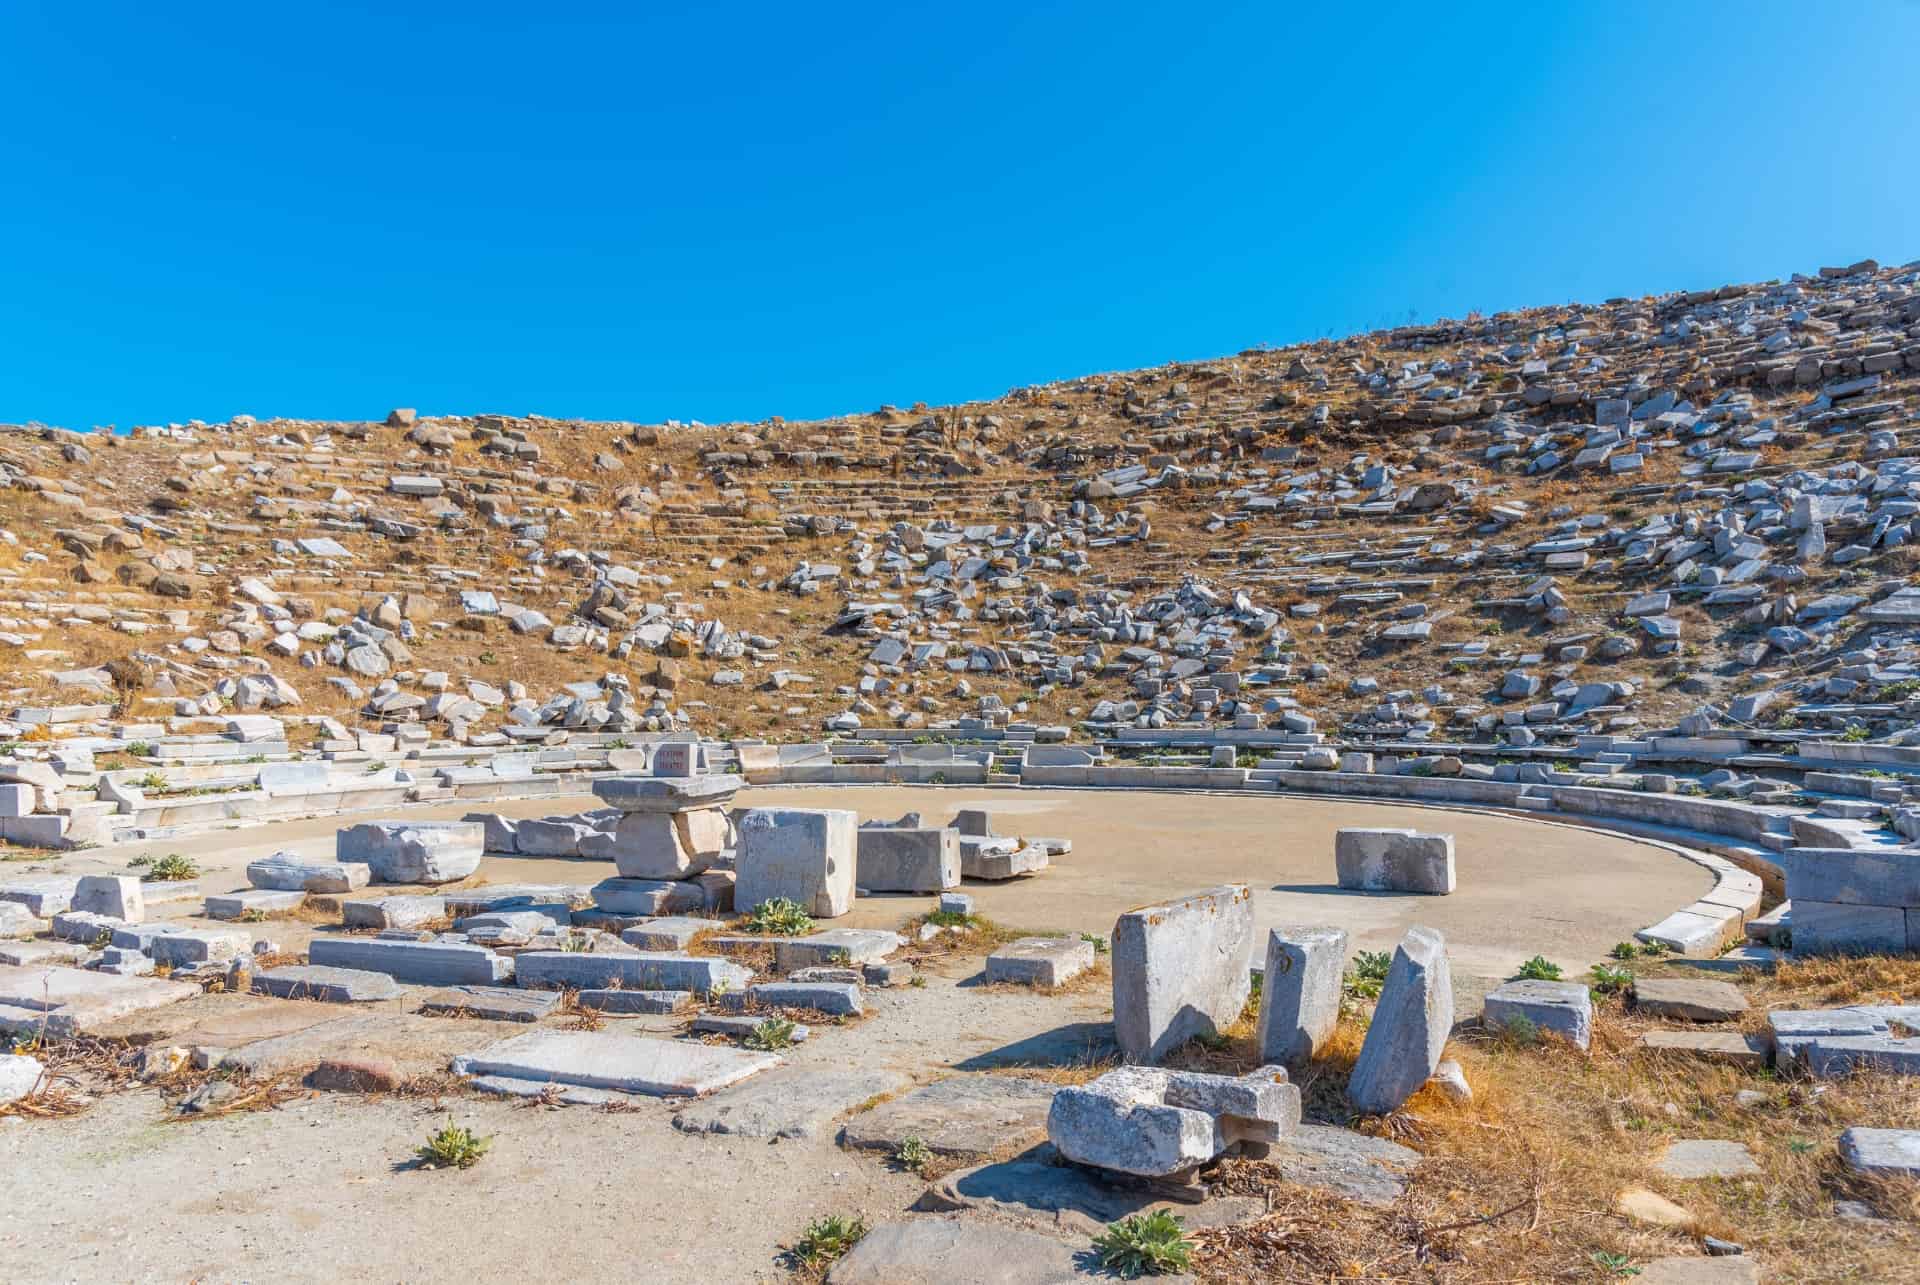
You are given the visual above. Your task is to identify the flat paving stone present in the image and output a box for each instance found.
[0,963,197,1039]
[619,915,713,950]
[925,1143,1262,1230]
[204,889,305,920]
[452,1029,780,1096]
[251,965,401,1003]
[1839,1126,1920,1177]
[1638,1029,1773,1067]
[579,988,690,1015]
[825,1219,1089,1285]
[840,1074,1058,1159]
[1635,1257,1760,1285]
[1266,1123,1422,1206]
[1632,978,1748,1023]
[417,986,561,1023]
[689,1014,810,1042]
[1654,1139,1762,1180]
[672,1068,904,1139]
[984,937,1096,988]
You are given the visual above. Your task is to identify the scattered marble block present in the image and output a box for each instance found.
[150,927,252,967]
[690,1013,811,1042]
[337,821,483,885]
[308,936,509,985]
[1655,1139,1761,1179]
[418,985,561,1022]
[1347,925,1453,1115]
[205,889,305,920]
[0,1052,44,1104]
[453,1029,780,1097]
[986,936,1096,988]
[584,808,731,879]
[577,988,690,1015]
[0,902,44,940]
[514,949,749,996]
[341,894,447,930]
[1839,1127,1920,1178]
[73,875,145,923]
[746,981,862,1016]
[618,915,712,951]
[959,837,1049,880]
[246,853,371,893]
[735,807,856,918]
[1048,1063,1300,1178]
[590,774,742,814]
[1632,978,1748,1023]
[826,1220,1088,1285]
[590,877,705,917]
[1638,1030,1772,1067]
[1334,828,1455,895]
[1113,884,1254,1064]
[1482,979,1593,1050]
[856,825,960,893]
[938,892,974,916]
[840,1075,1058,1159]
[252,965,401,1003]
[1256,925,1347,1067]
[1635,1258,1760,1285]
[773,928,901,973]
[0,964,198,1040]
[671,1068,905,1140]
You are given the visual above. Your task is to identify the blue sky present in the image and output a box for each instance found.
[3,2,1915,430]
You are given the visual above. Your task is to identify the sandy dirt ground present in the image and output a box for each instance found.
[0,786,1710,1281]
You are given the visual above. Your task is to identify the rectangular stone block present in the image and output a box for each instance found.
[1789,900,1908,955]
[577,988,691,1015]
[204,889,305,920]
[747,981,863,1016]
[1347,926,1453,1115]
[336,820,482,885]
[0,783,34,817]
[1256,925,1347,1066]
[252,964,401,1003]
[1334,828,1455,895]
[513,949,748,996]
[856,827,960,893]
[247,855,371,893]
[1782,847,1920,907]
[589,877,705,916]
[340,894,446,930]
[735,808,856,918]
[985,936,1096,988]
[618,916,711,951]
[1112,884,1255,1064]
[1483,978,1593,1049]
[308,935,511,985]
[451,1030,778,1097]
[73,875,145,924]
[772,928,901,973]
[149,927,252,966]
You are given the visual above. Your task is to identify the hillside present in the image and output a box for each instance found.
[3,253,1916,757]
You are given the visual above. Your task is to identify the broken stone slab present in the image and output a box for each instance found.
[417,985,561,1022]
[308,936,511,986]
[1347,925,1453,1115]
[582,808,733,880]
[0,877,78,918]
[672,1068,904,1139]
[0,964,198,1039]
[1654,1138,1761,1179]
[689,1013,812,1042]
[252,964,402,1003]
[735,807,856,918]
[205,889,305,920]
[985,937,1095,988]
[589,877,707,917]
[824,1218,1088,1285]
[772,928,902,973]
[1047,1063,1300,1177]
[451,1029,780,1097]
[1838,1126,1920,1178]
[1482,979,1593,1050]
[590,774,743,814]
[744,980,862,1016]
[1334,828,1455,895]
[1112,884,1254,1064]
[1267,1123,1421,1206]
[0,902,44,939]
[959,837,1050,881]
[1638,1030,1773,1067]
[150,927,252,966]
[856,825,961,893]
[246,853,371,893]
[0,940,85,968]
[618,915,713,951]
[1632,978,1748,1023]
[840,1074,1058,1158]
[337,820,482,885]
[513,949,749,996]
[341,894,447,930]
[73,875,145,923]
[577,988,690,1015]
[1255,925,1347,1068]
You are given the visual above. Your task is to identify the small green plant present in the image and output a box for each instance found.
[746,1015,799,1051]
[1495,1013,1540,1046]
[1838,724,1872,743]
[1591,963,1634,995]
[417,1117,492,1169]
[125,740,154,757]
[892,1135,933,1175]
[478,650,498,665]
[924,909,977,929]
[1345,949,1393,1000]
[1591,1250,1641,1278]
[135,771,168,791]
[147,852,200,882]
[1609,941,1637,961]
[927,771,947,785]
[126,854,151,868]
[1079,931,1108,955]
[364,760,389,773]
[1092,1211,1194,1278]
[744,897,814,936]
[790,1214,868,1272]
[237,908,268,924]
[1515,954,1562,981]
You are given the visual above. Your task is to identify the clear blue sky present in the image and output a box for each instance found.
[4,2,1916,431]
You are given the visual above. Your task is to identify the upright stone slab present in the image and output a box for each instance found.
[856,825,960,893]
[73,875,144,924]
[734,808,856,918]
[1256,925,1348,1067]
[1112,884,1255,1064]
[1347,926,1453,1115]
[337,821,483,885]
[1334,828,1455,895]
